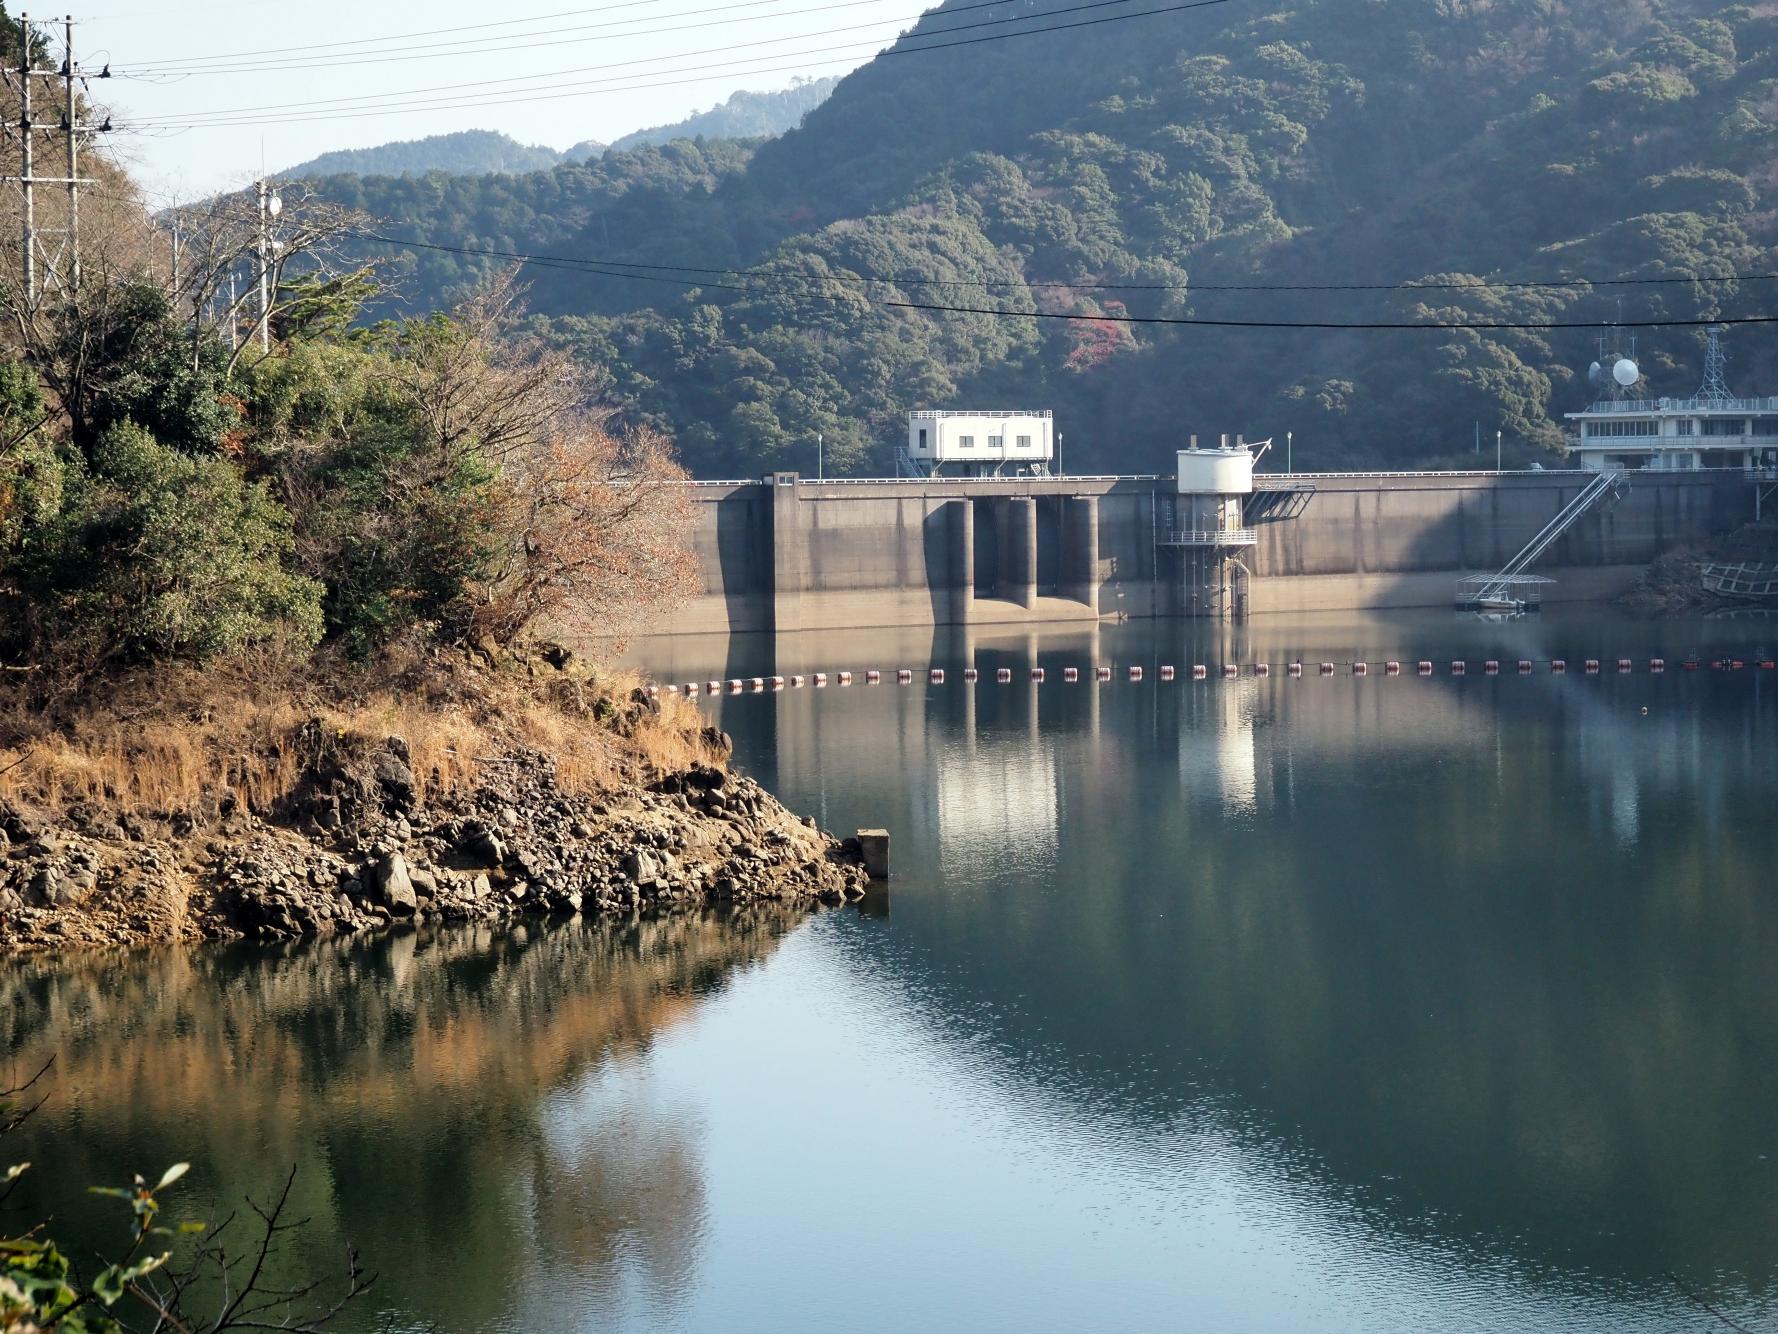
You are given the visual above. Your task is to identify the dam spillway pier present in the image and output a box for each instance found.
[665,466,1760,637]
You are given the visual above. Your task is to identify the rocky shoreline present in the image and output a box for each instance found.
[1,731,869,956]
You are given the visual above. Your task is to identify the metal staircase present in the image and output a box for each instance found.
[1466,470,1626,607]
[895,445,932,478]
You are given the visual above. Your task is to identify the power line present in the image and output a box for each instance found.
[122,54,868,130]
[117,0,895,76]
[119,1,670,69]
[122,0,1237,129]
[357,232,1778,330]
[363,232,1778,295]
[122,0,1010,120]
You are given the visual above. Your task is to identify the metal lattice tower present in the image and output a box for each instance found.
[1697,326,1733,402]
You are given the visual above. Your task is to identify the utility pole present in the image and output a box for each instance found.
[18,11,34,304]
[254,177,281,351]
[61,13,76,294]
[4,13,106,305]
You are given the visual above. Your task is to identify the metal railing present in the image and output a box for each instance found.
[1575,395,1778,415]
[1157,528,1257,547]
[680,466,1772,489]
[906,409,1053,420]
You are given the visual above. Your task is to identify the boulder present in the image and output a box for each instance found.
[460,826,505,867]
[371,853,418,915]
[375,752,417,809]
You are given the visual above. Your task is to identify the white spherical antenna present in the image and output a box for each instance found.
[1612,357,1639,387]
[1587,360,1603,387]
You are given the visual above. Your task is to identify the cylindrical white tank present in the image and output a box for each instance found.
[1176,448,1253,494]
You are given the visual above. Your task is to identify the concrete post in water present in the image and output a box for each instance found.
[947,498,974,625]
[855,829,891,879]
[1063,494,1100,610]
[998,497,1038,608]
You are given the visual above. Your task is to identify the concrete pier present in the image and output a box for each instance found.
[1000,497,1039,609]
[660,470,1756,635]
[1064,495,1100,610]
[947,499,973,625]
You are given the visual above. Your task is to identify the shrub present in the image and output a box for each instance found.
[40,284,236,459]
[20,421,323,668]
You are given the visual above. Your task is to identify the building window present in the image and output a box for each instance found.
[918,428,928,449]
[1751,418,1778,437]
[957,435,974,449]
[1671,419,1694,436]
[1585,419,1657,438]
[1016,434,1032,449]
[1701,418,1746,436]
[987,435,1003,450]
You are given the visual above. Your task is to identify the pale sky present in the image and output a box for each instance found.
[73,0,898,202]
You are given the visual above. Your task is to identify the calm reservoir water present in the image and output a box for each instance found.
[7,610,1778,1332]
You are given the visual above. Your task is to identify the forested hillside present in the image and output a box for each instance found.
[608,77,841,151]
[309,0,1778,476]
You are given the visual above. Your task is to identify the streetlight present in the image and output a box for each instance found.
[1496,429,1503,472]
[1286,430,1292,474]
[817,431,823,480]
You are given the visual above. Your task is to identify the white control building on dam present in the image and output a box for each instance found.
[1566,328,1778,473]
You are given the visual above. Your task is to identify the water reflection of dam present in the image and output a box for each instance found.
[634,614,1778,1300]
[650,613,1778,861]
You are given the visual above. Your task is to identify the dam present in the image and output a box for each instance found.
[662,466,1761,637]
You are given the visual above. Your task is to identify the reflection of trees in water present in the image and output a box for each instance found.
[2,910,807,1331]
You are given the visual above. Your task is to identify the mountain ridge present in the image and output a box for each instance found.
[302,0,1778,477]
[280,77,840,180]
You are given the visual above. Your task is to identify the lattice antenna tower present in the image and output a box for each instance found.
[1696,325,1732,402]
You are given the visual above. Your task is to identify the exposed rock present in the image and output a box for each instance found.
[375,751,417,809]
[372,853,419,914]
[1,736,869,956]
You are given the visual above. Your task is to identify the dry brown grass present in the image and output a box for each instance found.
[0,653,717,821]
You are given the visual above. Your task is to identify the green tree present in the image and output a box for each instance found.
[20,421,323,668]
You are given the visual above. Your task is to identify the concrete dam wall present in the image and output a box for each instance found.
[662,470,1754,635]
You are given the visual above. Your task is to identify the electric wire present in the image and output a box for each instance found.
[122,0,1238,129]
[116,0,1101,76]
[358,230,1778,294]
[118,1,673,69]
[357,231,1778,329]
[123,0,1054,120]
[123,0,901,113]
[117,0,896,76]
